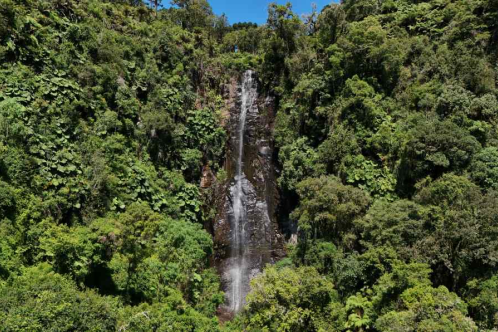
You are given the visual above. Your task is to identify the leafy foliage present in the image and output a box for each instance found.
[0,0,227,329]
[2,0,498,329]
[243,266,344,332]
[0,264,119,331]
[243,0,498,330]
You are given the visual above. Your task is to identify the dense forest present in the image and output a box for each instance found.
[1,0,498,330]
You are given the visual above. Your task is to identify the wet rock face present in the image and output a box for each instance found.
[214,71,284,314]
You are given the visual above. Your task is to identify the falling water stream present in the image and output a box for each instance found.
[217,70,281,316]
[228,70,256,312]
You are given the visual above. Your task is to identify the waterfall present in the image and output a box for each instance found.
[216,70,283,316]
[228,70,256,312]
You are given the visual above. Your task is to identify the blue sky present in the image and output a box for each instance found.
[163,1,337,25]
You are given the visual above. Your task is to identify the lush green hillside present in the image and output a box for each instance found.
[0,0,227,329]
[1,0,498,331]
[239,1,498,331]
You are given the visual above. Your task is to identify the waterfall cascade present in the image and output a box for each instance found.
[215,70,283,315]
[227,70,254,312]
